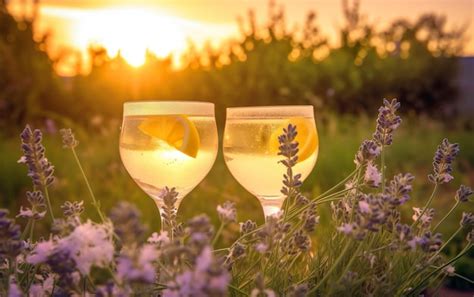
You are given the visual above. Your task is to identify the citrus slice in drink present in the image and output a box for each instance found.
[269,118,318,162]
[138,115,200,158]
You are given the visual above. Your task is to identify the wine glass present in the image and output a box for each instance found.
[119,101,218,225]
[223,105,319,218]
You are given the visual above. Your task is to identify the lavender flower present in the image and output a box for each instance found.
[394,223,416,250]
[288,284,308,297]
[467,230,474,243]
[96,281,131,297]
[217,201,237,224]
[417,232,442,253]
[372,98,402,146]
[109,201,147,243]
[338,194,387,240]
[412,207,435,228]
[59,128,79,149]
[46,249,79,294]
[455,185,473,203]
[28,220,114,275]
[226,242,246,266]
[160,187,180,234]
[443,265,456,276]
[19,125,55,187]
[364,162,382,188]
[460,212,474,230]
[354,140,381,167]
[428,138,460,184]
[250,274,276,297]
[186,215,214,250]
[16,191,46,220]
[8,277,22,297]
[29,275,54,297]
[61,200,84,218]
[240,220,257,235]
[301,202,319,232]
[117,244,158,283]
[278,124,303,210]
[0,209,24,260]
[385,173,415,206]
[147,231,170,246]
[163,247,230,297]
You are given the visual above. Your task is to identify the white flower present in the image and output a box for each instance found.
[412,207,434,227]
[444,265,455,276]
[58,220,114,274]
[358,201,371,213]
[147,231,170,245]
[338,223,355,235]
[17,156,27,164]
[255,243,268,253]
[364,162,382,188]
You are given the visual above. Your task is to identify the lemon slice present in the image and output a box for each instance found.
[270,118,318,162]
[138,115,200,158]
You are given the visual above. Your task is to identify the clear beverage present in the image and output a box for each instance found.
[120,102,218,213]
[223,106,318,217]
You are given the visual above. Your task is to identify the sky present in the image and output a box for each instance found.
[7,0,474,75]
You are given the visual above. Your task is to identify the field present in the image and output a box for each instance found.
[2,114,472,230]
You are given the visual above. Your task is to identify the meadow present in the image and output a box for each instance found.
[1,1,474,294]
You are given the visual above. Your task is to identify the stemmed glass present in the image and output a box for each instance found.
[223,105,319,218]
[119,101,218,225]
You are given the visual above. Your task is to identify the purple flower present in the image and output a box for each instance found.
[217,201,237,224]
[354,140,381,167]
[163,247,230,297]
[455,185,473,203]
[385,173,415,206]
[117,244,158,283]
[460,212,474,229]
[417,232,442,253]
[372,98,402,146]
[428,138,460,184]
[364,162,382,188]
[0,210,24,260]
[59,128,79,149]
[19,125,55,188]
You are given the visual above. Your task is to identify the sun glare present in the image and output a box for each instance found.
[72,6,188,67]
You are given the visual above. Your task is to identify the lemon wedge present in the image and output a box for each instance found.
[138,115,200,158]
[270,118,318,162]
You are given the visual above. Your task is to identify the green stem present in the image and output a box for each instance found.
[43,186,55,221]
[381,144,386,192]
[433,201,459,232]
[309,239,352,294]
[20,219,32,240]
[212,222,225,246]
[229,284,249,296]
[428,227,462,263]
[337,242,363,281]
[408,244,472,295]
[71,148,106,223]
[412,184,438,229]
[29,220,35,241]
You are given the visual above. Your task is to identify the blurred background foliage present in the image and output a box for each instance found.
[0,0,470,129]
[0,0,473,290]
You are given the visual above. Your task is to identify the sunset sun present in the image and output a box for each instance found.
[72,6,187,67]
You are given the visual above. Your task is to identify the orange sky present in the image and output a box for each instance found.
[8,0,474,75]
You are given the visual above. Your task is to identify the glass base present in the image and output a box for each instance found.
[258,196,285,219]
